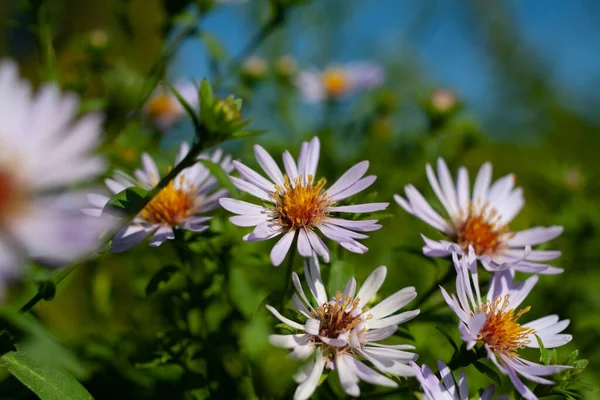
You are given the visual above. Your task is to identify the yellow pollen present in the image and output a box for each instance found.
[140,177,196,226]
[477,295,535,357]
[147,94,178,118]
[273,175,329,229]
[313,292,366,339]
[456,203,507,255]
[322,68,349,98]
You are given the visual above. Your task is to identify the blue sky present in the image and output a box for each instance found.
[175,0,600,121]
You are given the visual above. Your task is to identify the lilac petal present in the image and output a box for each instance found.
[270,229,296,266]
[303,137,320,181]
[368,287,417,320]
[472,162,492,204]
[297,229,313,257]
[233,160,276,192]
[254,144,285,186]
[229,214,268,227]
[141,153,160,184]
[244,222,282,241]
[339,239,368,254]
[110,224,154,252]
[356,266,386,308]
[456,166,470,212]
[507,226,563,247]
[230,176,272,202]
[335,353,360,398]
[350,357,397,388]
[306,229,330,262]
[149,226,175,247]
[327,202,388,213]
[326,161,370,198]
[219,198,265,215]
[324,218,381,232]
[265,305,304,331]
[327,175,376,202]
[282,150,299,180]
[268,333,311,348]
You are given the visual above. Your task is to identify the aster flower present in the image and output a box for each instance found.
[395,158,563,274]
[144,81,198,131]
[411,360,506,400]
[441,253,572,400]
[85,143,232,252]
[295,62,384,103]
[0,60,112,289]
[219,136,388,266]
[267,255,419,399]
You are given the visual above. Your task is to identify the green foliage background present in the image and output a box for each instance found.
[0,0,599,399]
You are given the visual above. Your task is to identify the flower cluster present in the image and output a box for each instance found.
[0,53,579,400]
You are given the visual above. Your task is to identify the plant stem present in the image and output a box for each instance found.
[280,248,297,308]
[415,264,454,308]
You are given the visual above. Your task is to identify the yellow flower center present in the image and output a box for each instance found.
[140,178,196,226]
[477,295,535,356]
[147,94,178,119]
[273,175,329,229]
[456,204,507,255]
[322,68,349,98]
[0,169,23,222]
[313,292,366,339]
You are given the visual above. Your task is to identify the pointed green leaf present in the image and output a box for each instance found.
[198,158,238,197]
[105,186,148,216]
[535,334,551,365]
[473,360,501,385]
[0,350,93,400]
[167,82,202,133]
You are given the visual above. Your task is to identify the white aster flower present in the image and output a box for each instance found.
[395,158,563,274]
[219,136,388,266]
[411,360,506,400]
[144,81,198,131]
[85,143,232,252]
[441,253,572,400]
[0,60,112,289]
[295,62,384,103]
[267,255,420,399]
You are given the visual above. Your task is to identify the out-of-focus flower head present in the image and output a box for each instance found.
[85,143,233,252]
[0,59,113,296]
[220,136,388,266]
[268,255,419,399]
[294,62,384,103]
[395,158,564,275]
[144,81,198,131]
[275,55,298,80]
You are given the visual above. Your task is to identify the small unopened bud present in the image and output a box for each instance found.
[214,95,243,124]
[430,89,457,114]
[241,56,268,81]
[275,55,297,79]
[89,29,109,50]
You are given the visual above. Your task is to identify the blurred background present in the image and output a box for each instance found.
[1,0,599,398]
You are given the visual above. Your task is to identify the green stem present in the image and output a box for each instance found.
[280,247,297,308]
[415,264,454,308]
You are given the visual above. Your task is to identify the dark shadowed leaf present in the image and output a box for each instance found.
[146,265,180,296]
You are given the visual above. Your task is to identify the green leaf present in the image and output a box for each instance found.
[328,260,355,295]
[198,158,238,197]
[231,128,265,139]
[200,32,228,62]
[435,325,458,352]
[0,350,93,400]
[167,82,202,133]
[145,265,180,296]
[535,334,552,365]
[473,360,501,385]
[229,268,262,318]
[199,78,215,109]
[104,187,148,216]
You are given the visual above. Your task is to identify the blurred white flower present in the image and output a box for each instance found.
[441,253,572,400]
[0,60,112,291]
[144,81,198,131]
[267,255,419,399]
[295,62,384,103]
[395,158,563,274]
[85,143,233,252]
[219,136,388,266]
[411,360,506,400]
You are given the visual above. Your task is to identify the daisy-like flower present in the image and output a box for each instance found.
[144,81,198,131]
[395,158,563,274]
[85,143,232,252]
[441,253,572,400]
[0,60,112,290]
[411,360,506,400]
[219,136,388,266]
[267,255,420,399]
[295,62,384,103]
